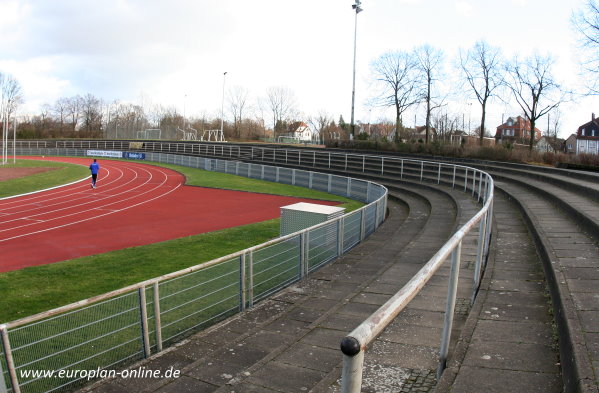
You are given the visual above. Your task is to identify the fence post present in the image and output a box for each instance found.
[438,163,441,184]
[362,155,365,172]
[340,340,364,393]
[437,241,462,379]
[248,250,254,308]
[477,172,483,201]
[300,233,307,278]
[328,174,332,193]
[464,168,468,192]
[452,166,456,188]
[304,231,310,275]
[337,217,345,256]
[472,215,487,304]
[240,253,247,312]
[292,169,296,185]
[309,172,313,189]
[153,283,163,352]
[0,325,19,393]
[401,159,404,179]
[138,287,151,358]
[360,209,366,241]
[420,161,424,182]
[381,157,384,175]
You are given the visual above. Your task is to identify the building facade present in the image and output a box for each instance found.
[576,114,599,155]
[495,116,542,143]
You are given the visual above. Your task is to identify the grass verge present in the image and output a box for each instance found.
[0,159,362,322]
[0,160,89,198]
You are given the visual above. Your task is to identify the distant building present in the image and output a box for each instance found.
[576,114,599,155]
[535,136,564,153]
[291,122,313,141]
[495,116,542,143]
[564,134,577,154]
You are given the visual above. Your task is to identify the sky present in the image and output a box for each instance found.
[0,0,597,138]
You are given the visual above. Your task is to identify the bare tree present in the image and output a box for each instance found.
[505,54,566,150]
[572,0,599,93]
[80,93,103,134]
[309,110,334,142]
[459,40,504,146]
[266,86,296,139]
[0,72,23,121]
[415,45,445,144]
[546,108,562,139]
[370,51,421,142]
[65,95,82,131]
[228,86,249,140]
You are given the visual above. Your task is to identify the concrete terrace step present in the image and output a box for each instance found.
[437,191,562,393]
[494,180,599,392]
[79,184,466,393]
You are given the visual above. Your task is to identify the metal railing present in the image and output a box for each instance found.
[6,141,494,393]
[1,148,387,393]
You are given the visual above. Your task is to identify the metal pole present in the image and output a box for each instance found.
[138,287,151,358]
[240,253,246,312]
[341,349,365,393]
[350,1,363,139]
[437,242,462,379]
[1,325,20,393]
[220,72,227,137]
[248,250,254,308]
[153,283,163,352]
[472,215,487,304]
[12,116,16,164]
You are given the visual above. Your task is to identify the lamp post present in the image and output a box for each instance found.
[221,72,227,137]
[350,0,363,139]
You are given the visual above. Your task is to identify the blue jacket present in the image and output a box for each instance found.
[89,162,100,175]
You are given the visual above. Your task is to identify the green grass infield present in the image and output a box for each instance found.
[0,158,363,323]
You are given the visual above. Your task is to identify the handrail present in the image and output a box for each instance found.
[6,141,493,393]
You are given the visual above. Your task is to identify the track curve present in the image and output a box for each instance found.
[0,157,337,272]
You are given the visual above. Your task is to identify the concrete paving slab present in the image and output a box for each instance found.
[567,279,599,293]
[301,328,346,350]
[275,342,341,372]
[154,376,217,393]
[462,340,559,373]
[366,340,439,370]
[379,323,443,347]
[478,301,551,323]
[451,366,562,393]
[571,292,599,311]
[581,311,599,333]
[244,361,327,393]
[471,319,554,344]
[489,278,545,293]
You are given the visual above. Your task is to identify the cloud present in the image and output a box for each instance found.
[455,1,474,17]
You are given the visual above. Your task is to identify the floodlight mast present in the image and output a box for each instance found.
[221,72,227,137]
[350,0,363,139]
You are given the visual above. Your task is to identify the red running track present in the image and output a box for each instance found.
[0,157,337,272]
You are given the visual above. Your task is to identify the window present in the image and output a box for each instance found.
[568,144,573,149]
[581,127,586,136]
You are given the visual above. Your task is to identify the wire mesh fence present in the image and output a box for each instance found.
[3,146,388,393]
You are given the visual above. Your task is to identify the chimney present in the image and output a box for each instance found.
[593,113,596,121]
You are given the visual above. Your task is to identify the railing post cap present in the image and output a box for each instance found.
[340,336,361,356]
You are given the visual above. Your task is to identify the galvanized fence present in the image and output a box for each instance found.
[6,142,494,393]
[1,148,387,393]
